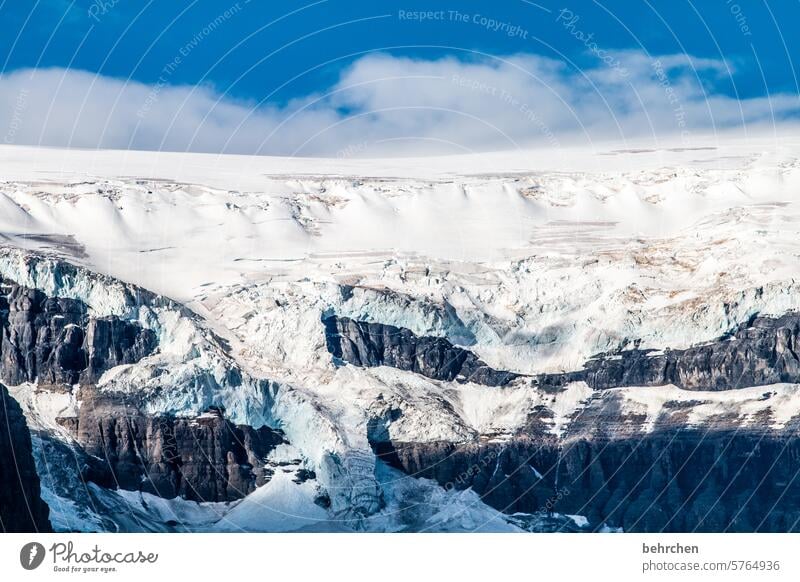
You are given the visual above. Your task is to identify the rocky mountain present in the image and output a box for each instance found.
[0,383,51,532]
[2,137,800,532]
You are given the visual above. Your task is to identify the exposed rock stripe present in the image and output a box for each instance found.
[537,313,800,391]
[327,312,800,392]
[323,315,519,386]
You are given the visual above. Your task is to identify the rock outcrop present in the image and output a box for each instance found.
[374,428,800,532]
[0,278,157,388]
[326,311,800,531]
[582,313,800,390]
[0,383,52,532]
[327,312,800,393]
[533,312,800,392]
[58,390,286,502]
[323,315,519,386]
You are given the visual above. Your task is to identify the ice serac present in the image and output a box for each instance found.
[323,315,519,386]
[0,383,52,532]
[0,277,157,387]
[57,389,286,502]
[0,252,371,529]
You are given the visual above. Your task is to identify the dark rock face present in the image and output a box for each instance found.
[538,313,800,392]
[375,430,800,532]
[327,310,800,531]
[0,384,52,532]
[0,272,292,513]
[373,438,552,514]
[323,316,519,386]
[327,312,800,393]
[58,392,286,503]
[0,278,157,387]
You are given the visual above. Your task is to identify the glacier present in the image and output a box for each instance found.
[2,135,800,532]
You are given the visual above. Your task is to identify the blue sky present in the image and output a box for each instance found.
[1,0,798,156]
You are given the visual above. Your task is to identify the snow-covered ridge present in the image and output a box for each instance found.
[2,137,799,375]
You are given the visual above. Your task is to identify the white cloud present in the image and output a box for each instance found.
[0,51,797,157]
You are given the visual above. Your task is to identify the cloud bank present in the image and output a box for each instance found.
[0,51,797,157]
